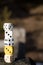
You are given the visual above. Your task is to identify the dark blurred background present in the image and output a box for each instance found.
[0,0,43,62]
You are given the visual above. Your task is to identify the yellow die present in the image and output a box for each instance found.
[4,46,14,55]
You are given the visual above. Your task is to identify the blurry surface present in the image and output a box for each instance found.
[0,0,43,62]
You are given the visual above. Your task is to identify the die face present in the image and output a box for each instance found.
[4,46,14,55]
[3,23,13,31]
[4,38,14,46]
[5,31,13,39]
[4,55,13,63]
[9,24,13,31]
[3,24,7,31]
[4,55,10,63]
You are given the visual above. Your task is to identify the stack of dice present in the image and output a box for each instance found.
[3,23,14,63]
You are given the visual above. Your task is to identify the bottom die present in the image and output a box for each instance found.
[4,55,14,63]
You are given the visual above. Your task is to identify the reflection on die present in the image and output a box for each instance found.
[3,23,14,31]
[4,55,14,63]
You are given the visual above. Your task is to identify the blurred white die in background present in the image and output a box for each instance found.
[3,23,14,31]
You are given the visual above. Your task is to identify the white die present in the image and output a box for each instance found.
[3,23,14,31]
[5,30,13,39]
[4,55,14,63]
[4,38,14,46]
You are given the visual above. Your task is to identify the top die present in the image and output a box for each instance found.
[3,23,14,31]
